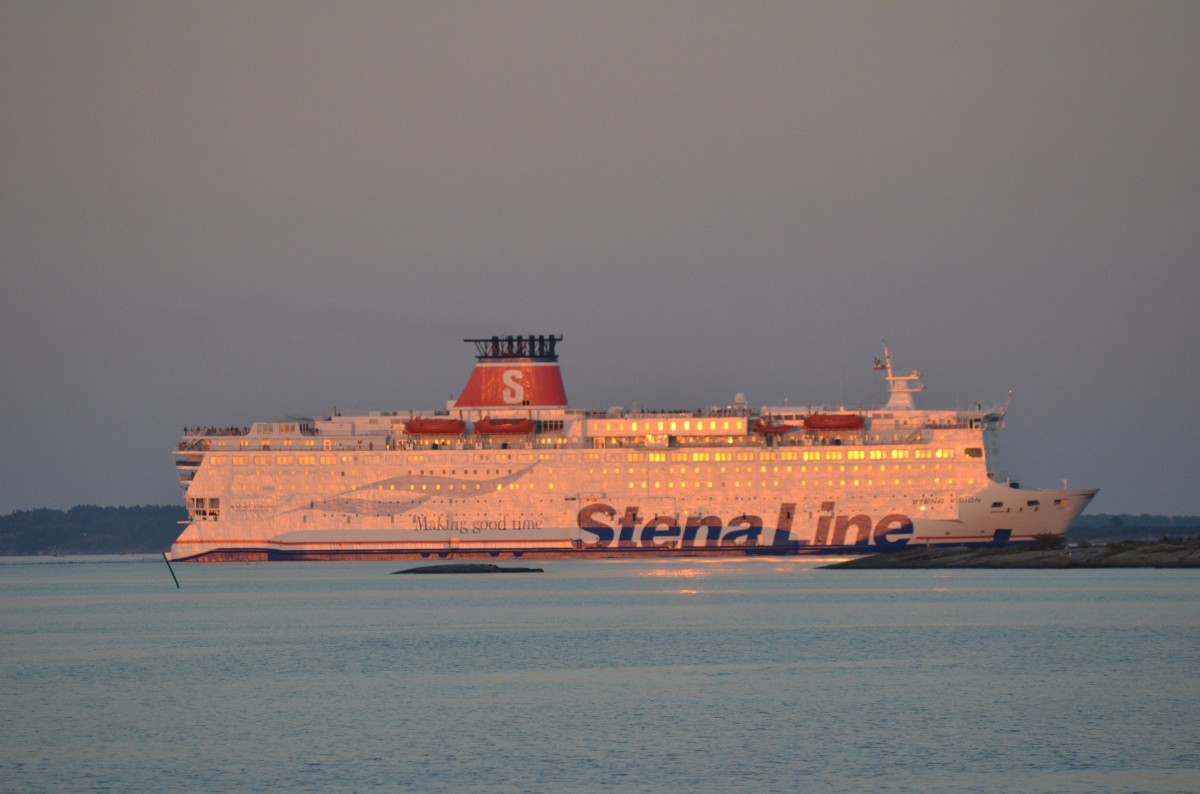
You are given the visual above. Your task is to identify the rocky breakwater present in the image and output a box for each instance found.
[823,538,1200,569]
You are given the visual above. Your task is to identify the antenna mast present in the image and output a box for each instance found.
[882,344,924,410]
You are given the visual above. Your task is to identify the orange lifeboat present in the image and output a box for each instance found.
[803,413,865,431]
[404,417,466,435]
[473,417,537,435]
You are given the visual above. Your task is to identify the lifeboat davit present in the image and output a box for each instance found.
[473,417,537,435]
[404,417,467,435]
[803,413,865,431]
[753,421,792,435]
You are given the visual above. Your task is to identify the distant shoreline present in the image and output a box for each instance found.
[823,538,1200,569]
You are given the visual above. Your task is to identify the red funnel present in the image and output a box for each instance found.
[454,335,568,408]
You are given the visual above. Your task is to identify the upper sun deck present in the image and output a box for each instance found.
[176,345,1003,454]
[178,401,995,457]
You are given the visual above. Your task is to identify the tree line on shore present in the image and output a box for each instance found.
[0,505,186,555]
[0,505,1196,555]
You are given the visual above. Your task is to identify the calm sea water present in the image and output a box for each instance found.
[1,556,1196,793]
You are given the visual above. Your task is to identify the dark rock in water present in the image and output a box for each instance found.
[392,563,544,574]
[821,538,1200,569]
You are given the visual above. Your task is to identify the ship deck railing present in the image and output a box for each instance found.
[184,418,977,454]
[182,426,250,437]
[379,433,900,453]
[576,407,753,419]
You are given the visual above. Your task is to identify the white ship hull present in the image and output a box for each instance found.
[170,337,1096,561]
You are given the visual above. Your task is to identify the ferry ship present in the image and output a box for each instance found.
[169,336,1096,561]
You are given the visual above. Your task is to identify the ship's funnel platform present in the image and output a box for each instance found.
[454,335,568,408]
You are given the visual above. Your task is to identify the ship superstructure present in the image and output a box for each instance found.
[169,336,1096,561]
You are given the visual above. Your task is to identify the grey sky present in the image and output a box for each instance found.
[2,1,1198,515]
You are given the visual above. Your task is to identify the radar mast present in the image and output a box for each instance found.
[882,345,924,410]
